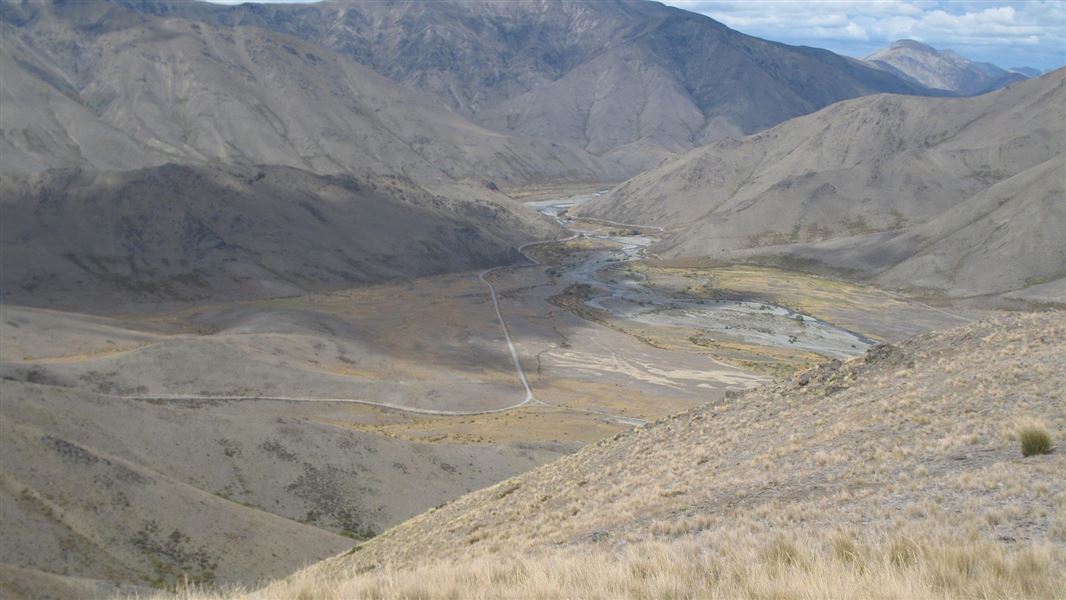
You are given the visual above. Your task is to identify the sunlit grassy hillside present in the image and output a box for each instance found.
[158,312,1065,599]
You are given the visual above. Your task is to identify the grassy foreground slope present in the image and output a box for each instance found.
[182,312,1062,598]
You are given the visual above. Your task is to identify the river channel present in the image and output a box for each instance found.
[527,194,875,360]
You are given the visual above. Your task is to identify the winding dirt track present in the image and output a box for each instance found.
[478,233,646,425]
[111,393,537,416]
[476,234,580,406]
[111,233,646,422]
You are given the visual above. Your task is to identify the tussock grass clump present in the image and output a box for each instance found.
[1016,421,1052,457]
[762,537,803,570]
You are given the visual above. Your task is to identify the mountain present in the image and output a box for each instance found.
[228,313,1064,598]
[865,39,1027,95]
[2,0,617,309]
[102,0,936,173]
[0,164,558,310]
[1011,67,1044,78]
[872,158,1064,296]
[576,70,1066,298]
[0,0,946,308]
[0,1,622,185]
[716,158,1066,299]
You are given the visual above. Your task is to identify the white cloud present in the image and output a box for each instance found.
[202,0,320,4]
[663,0,1065,69]
[844,21,869,40]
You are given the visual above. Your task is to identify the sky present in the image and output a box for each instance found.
[202,0,1065,71]
[662,1,1065,70]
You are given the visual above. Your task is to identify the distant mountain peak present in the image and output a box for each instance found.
[884,39,936,53]
[1010,66,1044,78]
[865,39,1027,95]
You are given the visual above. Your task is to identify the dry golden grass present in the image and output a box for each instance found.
[155,532,1063,600]
[147,313,1066,599]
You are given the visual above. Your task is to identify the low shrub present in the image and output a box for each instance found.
[1016,421,1052,457]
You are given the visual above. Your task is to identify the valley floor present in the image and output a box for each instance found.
[0,192,1032,598]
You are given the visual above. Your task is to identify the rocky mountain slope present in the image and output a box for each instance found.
[1,0,599,309]
[100,0,934,173]
[0,0,945,309]
[578,70,1065,299]
[865,40,1027,95]
[169,312,1064,599]
[0,1,620,185]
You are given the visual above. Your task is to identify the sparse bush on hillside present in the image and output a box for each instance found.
[1016,421,1052,457]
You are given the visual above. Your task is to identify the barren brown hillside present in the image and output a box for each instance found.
[55,0,932,174]
[578,70,1064,260]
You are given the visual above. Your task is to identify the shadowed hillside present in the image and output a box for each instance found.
[1,0,608,309]
[0,164,554,310]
